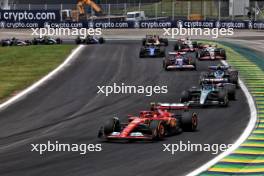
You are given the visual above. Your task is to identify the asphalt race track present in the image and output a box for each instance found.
[0,41,250,176]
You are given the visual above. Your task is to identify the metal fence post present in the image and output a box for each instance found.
[29,4,31,10]
[218,0,221,21]
[255,1,258,21]
[124,3,127,15]
[203,0,206,20]
[139,2,141,12]
[232,0,234,20]
[187,1,191,20]
[155,3,158,19]
[172,0,175,20]
[60,4,63,22]
[108,4,111,21]
[45,4,47,10]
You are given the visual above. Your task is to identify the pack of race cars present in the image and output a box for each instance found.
[138,35,238,108]
[1,34,238,142]
[1,35,105,47]
[98,35,240,142]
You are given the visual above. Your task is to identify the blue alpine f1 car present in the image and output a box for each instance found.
[139,44,165,58]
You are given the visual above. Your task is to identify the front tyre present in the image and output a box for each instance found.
[103,117,121,136]
[150,120,165,140]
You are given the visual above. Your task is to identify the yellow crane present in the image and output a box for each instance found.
[77,0,102,15]
[61,0,102,22]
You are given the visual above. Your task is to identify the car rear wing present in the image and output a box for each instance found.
[208,65,230,70]
[151,103,190,111]
[169,52,186,55]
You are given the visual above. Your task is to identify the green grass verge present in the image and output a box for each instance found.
[0,45,75,101]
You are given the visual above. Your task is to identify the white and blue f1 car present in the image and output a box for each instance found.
[180,82,236,107]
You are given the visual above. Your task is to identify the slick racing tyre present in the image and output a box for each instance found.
[220,49,226,60]
[218,90,229,107]
[75,38,82,44]
[139,47,145,58]
[98,37,105,44]
[161,38,168,46]
[56,38,62,44]
[196,51,201,60]
[32,38,38,45]
[199,72,208,84]
[192,41,198,48]
[181,112,198,131]
[142,39,146,46]
[163,59,171,71]
[160,47,166,57]
[224,84,236,100]
[229,71,239,87]
[150,120,165,140]
[103,117,121,136]
[189,58,197,70]
[174,43,181,51]
[180,91,190,103]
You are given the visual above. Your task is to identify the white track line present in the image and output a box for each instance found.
[0,45,84,111]
[186,60,257,176]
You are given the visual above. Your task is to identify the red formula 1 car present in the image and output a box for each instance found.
[197,44,226,60]
[98,103,198,142]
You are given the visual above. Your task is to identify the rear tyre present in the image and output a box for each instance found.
[224,84,236,100]
[32,38,38,45]
[163,59,170,71]
[76,39,81,44]
[162,39,168,46]
[56,38,62,44]
[139,47,145,58]
[189,58,197,70]
[220,49,226,60]
[193,41,198,48]
[174,43,180,51]
[196,51,201,60]
[142,39,146,46]
[98,37,105,44]
[229,71,238,87]
[181,112,198,131]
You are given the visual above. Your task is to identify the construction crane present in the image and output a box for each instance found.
[61,0,102,22]
[77,0,102,15]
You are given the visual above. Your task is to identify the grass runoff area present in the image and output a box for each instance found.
[0,45,75,101]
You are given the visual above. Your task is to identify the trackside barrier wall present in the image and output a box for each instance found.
[1,10,264,29]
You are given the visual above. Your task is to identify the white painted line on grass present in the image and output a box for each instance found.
[0,45,84,111]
